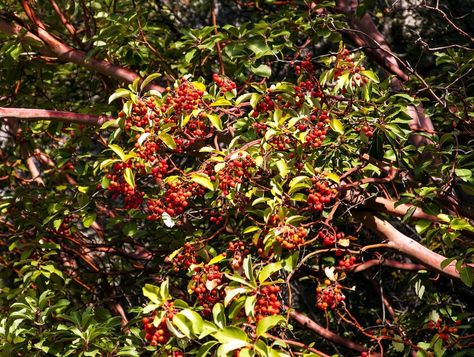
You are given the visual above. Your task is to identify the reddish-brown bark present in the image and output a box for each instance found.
[289,310,375,354]
[0,107,113,126]
[352,210,467,280]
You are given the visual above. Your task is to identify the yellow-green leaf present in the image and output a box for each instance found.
[210,98,232,107]
[329,118,344,135]
[108,144,125,161]
[124,167,135,188]
[207,113,223,131]
[190,173,214,191]
[159,132,177,150]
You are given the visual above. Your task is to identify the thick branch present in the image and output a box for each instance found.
[336,0,409,81]
[0,15,164,92]
[0,107,113,126]
[352,210,468,279]
[368,197,441,222]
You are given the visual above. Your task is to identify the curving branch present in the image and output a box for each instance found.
[47,0,82,46]
[289,310,376,355]
[0,107,114,126]
[367,196,441,222]
[336,0,408,81]
[352,210,470,280]
[0,13,164,92]
[335,0,438,144]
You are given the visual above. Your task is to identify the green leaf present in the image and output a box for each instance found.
[210,98,233,107]
[179,309,204,335]
[160,279,170,300]
[224,287,250,306]
[460,267,473,287]
[173,314,192,338]
[82,212,96,228]
[258,262,282,283]
[142,284,161,304]
[124,167,135,188]
[243,226,260,234]
[251,65,272,78]
[244,295,256,317]
[108,144,125,161]
[100,119,117,130]
[209,253,226,265]
[212,303,226,328]
[243,256,255,282]
[256,315,285,337]
[158,132,177,150]
[213,326,249,344]
[190,173,214,191]
[108,88,131,104]
[197,341,219,357]
[440,257,456,269]
[329,118,344,135]
[207,113,224,131]
[275,159,288,178]
[450,218,474,231]
[166,318,186,339]
[140,73,161,91]
[360,70,379,83]
[325,172,340,183]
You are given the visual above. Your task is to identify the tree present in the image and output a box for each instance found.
[0,0,473,356]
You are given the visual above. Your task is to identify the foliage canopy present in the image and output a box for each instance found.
[0,1,473,356]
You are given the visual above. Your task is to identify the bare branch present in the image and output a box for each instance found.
[0,107,114,126]
[368,197,441,222]
[352,210,469,280]
[0,14,164,92]
[47,0,82,46]
[289,310,376,355]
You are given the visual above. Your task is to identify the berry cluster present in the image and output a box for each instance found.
[355,124,374,138]
[146,180,205,220]
[318,230,345,247]
[269,135,295,151]
[316,279,345,310]
[252,122,268,136]
[252,95,276,117]
[209,209,225,225]
[212,73,237,93]
[253,285,281,322]
[162,79,205,115]
[292,56,315,76]
[185,115,212,140]
[121,97,158,131]
[105,162,144,209]
[227,241,250,270]
[169,243,197,272]
[294,79,322,98]
[337,254,357,268]
[304,127,328,149]
[334,48,369,87]
[427,318,461,342]
[307,178,337,211]
[275,225,308,249]
[143,314,171,346]
[215,154,255,195]
[190,265,223,316]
